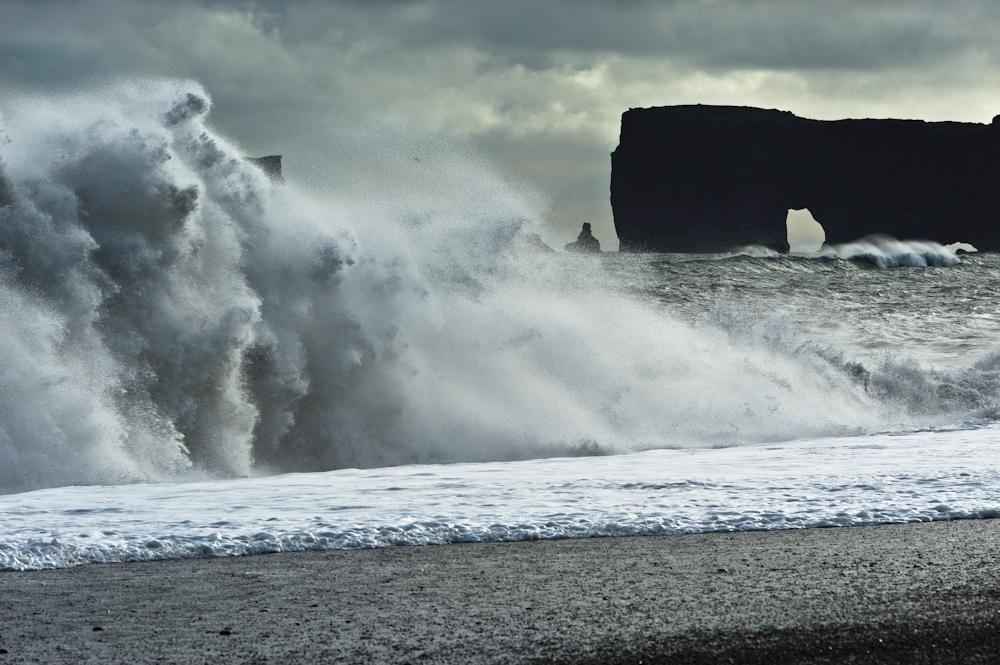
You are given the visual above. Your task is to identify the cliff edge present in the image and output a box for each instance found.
[611,105,1000,252]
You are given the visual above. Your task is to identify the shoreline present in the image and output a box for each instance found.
[3,519,1000,663]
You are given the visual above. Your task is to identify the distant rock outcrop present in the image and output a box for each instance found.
[0,170,11,208]
[611,105,1000,252]
[248,155,283,182]
[565,223,602,253]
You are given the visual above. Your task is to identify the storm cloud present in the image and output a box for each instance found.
[2,0,999,246]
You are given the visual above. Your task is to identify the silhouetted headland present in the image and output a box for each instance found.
[611,105,1000,253]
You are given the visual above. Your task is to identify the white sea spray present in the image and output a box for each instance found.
[0,80,995,497]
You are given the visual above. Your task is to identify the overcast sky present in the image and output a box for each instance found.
[3,0,999,248]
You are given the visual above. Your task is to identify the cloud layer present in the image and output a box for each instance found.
[2,0,999,246]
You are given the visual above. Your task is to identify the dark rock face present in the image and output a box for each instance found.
[0,171,11,208]
[247,155,283,182]
[565,222,602,253]
[611,105,1000,252]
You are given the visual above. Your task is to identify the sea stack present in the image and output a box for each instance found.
[248,155,284,182]
[565,223,602,253]
[611,105,1000,252]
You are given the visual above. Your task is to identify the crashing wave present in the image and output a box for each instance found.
[944,241,978,254]
[814,235,967,268]
[1,81,997,493]
[729,236,974,268]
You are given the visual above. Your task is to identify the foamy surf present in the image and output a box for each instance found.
[3,426,999,571]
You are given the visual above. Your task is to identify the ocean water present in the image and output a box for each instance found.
[2,81,999,571]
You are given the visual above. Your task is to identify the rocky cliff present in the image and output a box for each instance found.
[611,106,1000,252]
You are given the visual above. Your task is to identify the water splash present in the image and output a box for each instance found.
[0,81,993,493]
[816,235,966,268]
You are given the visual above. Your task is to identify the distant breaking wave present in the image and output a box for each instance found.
[731,236,976,268]
[0,80,998,493]
[814,236,975,268]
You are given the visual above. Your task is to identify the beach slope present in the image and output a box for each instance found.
[2,520,999,664]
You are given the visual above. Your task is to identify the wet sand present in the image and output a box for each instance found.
[2,519,1000,664]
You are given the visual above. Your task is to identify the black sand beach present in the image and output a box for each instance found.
[2,520,1000,664]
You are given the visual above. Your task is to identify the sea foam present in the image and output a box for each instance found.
[3,426,999,571]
